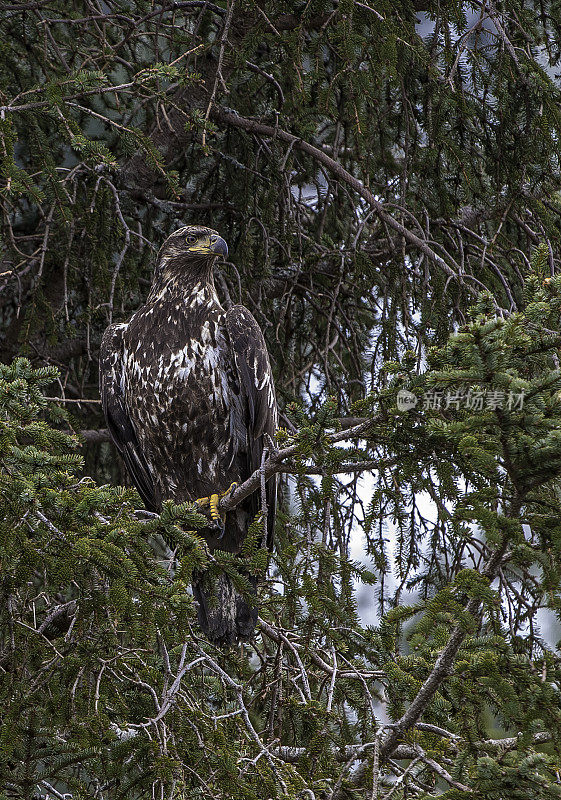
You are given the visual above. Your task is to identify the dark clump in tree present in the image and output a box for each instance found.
[3,2,561,798]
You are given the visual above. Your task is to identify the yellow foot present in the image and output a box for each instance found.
[195,482,238,529]
[222,481,238,498]
[209,493,220,522]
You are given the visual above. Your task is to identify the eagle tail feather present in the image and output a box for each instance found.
[192,572,257,647]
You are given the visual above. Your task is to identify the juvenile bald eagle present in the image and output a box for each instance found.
[99,225,277,645]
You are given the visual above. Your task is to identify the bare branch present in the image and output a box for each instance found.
[219,418,375,513]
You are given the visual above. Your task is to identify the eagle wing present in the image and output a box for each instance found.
[223,305,278,549]
[99,323,157,511]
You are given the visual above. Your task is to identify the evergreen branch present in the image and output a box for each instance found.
[273,743,420,763]
[201,0,235,149]
[211,107,463,284]
[329,739,473,798]
[302,459,391,475]
[258,617,385,681]
[37,601,76,638]
[415,751,471,792]
[285,727,552,789]
[34,509,68,542]
[79,428,111,443]
[45,397,101,404]
[381,756,424,799]
[42,2,227,25]
[378,533,512,761]
[2,1,52,10]
[193,644,289,792]
[124,651,207,728]
[218,418,375,514]
[39,780,67,800]
[477,731,552,752]
[0,83,144,113]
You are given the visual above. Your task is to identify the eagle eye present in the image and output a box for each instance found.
[186,234,197,245]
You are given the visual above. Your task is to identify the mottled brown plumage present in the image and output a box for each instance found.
[100,225,277,644]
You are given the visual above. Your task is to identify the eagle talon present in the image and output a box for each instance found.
[213,518,226,539]
[195,483,237,534]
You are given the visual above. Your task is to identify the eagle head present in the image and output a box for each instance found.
[154,225,228,285]
[161,225,228,260]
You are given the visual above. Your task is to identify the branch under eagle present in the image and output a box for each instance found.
[100,225,278,646]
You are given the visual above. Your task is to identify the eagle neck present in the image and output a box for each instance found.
[147,274,218,308]
[148,252,217,301]
[148,270,216,302]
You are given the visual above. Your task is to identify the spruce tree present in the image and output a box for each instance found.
[2,2,561,798]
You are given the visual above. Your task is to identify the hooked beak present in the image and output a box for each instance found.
[210,235,228,258]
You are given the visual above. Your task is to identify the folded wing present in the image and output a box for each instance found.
[223,305,278,548]
[99,323,157,511]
